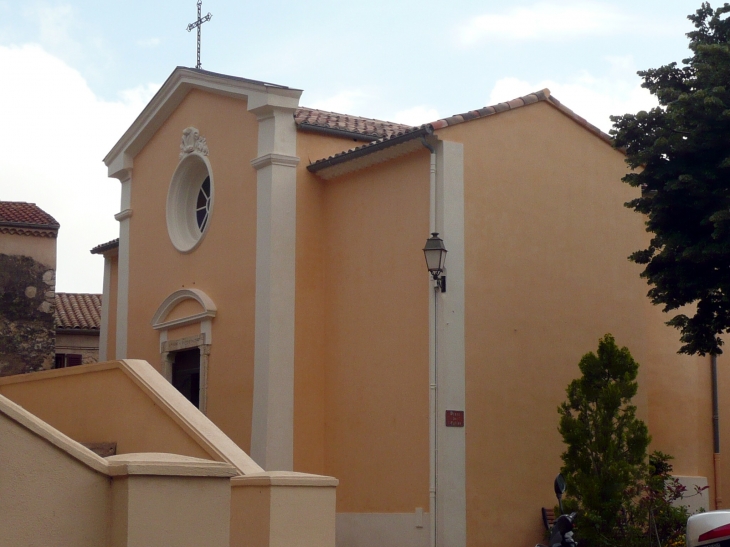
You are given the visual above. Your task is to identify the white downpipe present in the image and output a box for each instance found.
[426,145,438,547]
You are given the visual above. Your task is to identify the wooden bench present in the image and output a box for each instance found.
[542,507,556,531]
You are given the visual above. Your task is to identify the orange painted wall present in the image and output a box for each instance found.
[126,89,258,451]
[319,150,431,512]
[435,101,712,546]
[644,314,714,481]
[294,131,375,476]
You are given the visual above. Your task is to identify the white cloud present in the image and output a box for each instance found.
[118,83,160,108]
[0,44,159,292]
[22,4,81,59]
[456,1,682,45]
[137,37,161,48]
[487,56,658,133]
[392,106,440,126]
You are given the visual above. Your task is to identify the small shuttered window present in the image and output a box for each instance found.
[54,354,83,368]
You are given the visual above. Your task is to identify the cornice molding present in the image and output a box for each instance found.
[104,67,302,178]
[114,209,133,222]
[151,288,217,329]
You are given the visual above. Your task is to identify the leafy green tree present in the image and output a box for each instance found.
[558,334,650,546]
[558,335,691,547]
[611,2,730,356]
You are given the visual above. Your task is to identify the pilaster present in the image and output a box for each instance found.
[98,252,114,361]
[249,103,300,471]
[434,140,466,547]
[114,171,133,360]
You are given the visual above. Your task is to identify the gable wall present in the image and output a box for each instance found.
[126,88,259,451]
[434,101,712,546]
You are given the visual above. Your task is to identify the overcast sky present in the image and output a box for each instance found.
[0,0,704,292]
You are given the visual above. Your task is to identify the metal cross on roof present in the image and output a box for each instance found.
[186,0,212,70]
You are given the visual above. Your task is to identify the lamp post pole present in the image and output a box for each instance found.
[423,233,447,547]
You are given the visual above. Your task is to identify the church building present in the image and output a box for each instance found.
[86,66,720,547]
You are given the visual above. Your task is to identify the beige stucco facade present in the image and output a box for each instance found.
[74,67,725,547]
[0,384,238,547]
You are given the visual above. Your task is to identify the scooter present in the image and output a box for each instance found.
[537,474,577,547]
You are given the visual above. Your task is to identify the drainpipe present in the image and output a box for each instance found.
[712,354,722,508]
[422,137,437,547]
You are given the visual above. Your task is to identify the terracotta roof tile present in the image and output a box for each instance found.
[0,202,59,229]
[295,108,413,140]
[307,88,618,176]
[55,293,101,330]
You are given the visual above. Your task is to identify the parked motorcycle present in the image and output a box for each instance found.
[537,474,577,547]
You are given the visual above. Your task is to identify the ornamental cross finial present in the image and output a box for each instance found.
[186,0,212,70]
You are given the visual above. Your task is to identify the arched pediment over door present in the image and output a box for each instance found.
[151,288,217,413]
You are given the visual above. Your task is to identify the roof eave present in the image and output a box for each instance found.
[297,123,380,142]
[90,239,120,255]
[307,126,433,180]
[56,328,100,336]
[104,67,303,179]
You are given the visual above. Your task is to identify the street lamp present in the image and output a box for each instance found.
[423,232,447,292]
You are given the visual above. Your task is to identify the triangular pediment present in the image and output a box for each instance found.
[104,67,302,179]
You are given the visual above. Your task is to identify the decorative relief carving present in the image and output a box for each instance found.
[179,127,209,159]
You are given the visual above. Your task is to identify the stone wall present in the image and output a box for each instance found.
[0,253,56,376]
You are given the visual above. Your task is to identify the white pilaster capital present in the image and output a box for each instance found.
[247,95,301,115]
[108,157,133,182]
[251,153,300,171]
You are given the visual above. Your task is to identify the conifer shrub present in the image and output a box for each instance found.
[558,334,690,547]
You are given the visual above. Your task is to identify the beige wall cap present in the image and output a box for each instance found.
[0,392,109,474]
[1,393,240,479]
[0,359,264,475]
[106,453,237,477]
[231,471,339,487]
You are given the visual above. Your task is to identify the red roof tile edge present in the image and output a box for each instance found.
[0,227,58,238]
[90,238,119,255]
[430,88,614,146]
[295,107,413,140]
[0,201,60,229]
[307,89,618,174]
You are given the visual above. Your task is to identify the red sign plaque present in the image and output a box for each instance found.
[445,410,464,427]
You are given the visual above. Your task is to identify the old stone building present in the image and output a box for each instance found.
[0,202,59,376]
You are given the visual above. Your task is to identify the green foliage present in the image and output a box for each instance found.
[558,335,690,547]
[559,335,650,546]
[611,3,730,356]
